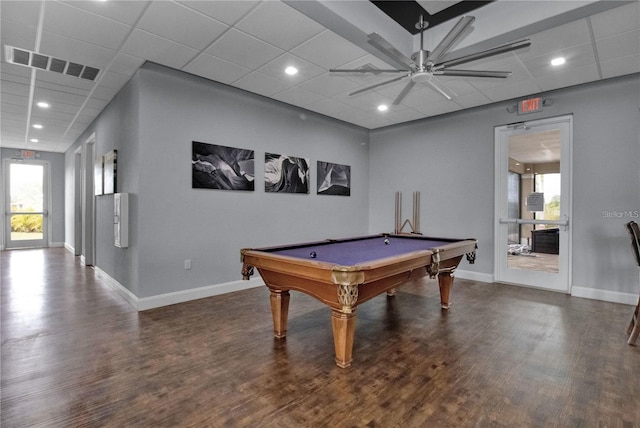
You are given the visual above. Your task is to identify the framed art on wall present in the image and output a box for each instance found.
[265,153,310,194]
[103,150,117,194]
[192,141,255,191]
[317,161,351,196]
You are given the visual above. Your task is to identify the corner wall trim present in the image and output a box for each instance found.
[571,286,638,306]
[94,267,264,311]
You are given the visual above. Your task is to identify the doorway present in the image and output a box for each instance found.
[494,115,572,292]
[3,159,49,249]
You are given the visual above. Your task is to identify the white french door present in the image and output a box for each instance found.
[494,115,572,292]
[4,159,49,249]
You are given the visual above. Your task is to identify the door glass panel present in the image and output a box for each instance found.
[9,163,45,244]
[506,131,560,273]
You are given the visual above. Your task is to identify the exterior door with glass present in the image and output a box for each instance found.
[4,160,49,249]
[494,115,572,292]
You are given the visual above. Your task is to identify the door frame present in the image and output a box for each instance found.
[81,133,96,266]
[3,158,51,249]
[494,114,573,293]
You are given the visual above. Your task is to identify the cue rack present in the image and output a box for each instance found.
[394,191,421,235]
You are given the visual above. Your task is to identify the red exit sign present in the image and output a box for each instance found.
[21,150,35,159]
[518,97,543,115]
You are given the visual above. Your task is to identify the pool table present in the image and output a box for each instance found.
[241,234,477,368]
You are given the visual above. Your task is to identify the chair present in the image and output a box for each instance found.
[625,221,640,345]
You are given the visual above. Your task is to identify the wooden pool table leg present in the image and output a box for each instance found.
[331,310,356,368]
[269,290,290,338]
[438,270,454,309]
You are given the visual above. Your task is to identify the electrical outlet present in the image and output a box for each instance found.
[184,259,191,270]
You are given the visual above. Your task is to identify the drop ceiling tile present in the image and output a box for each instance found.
[1,93,29,107]
[305,98,356,119]
[257,53,325,87]
[332,90,393,111]
[300,73,362,98]
[596,30,640,62]
[480,79,542,103]
[59,0,150,26]
[271,87,325,107]
[520,43,596,78]
[1,18,37,49]
[412,99,462,117]
[121,29,199,70]
[98,70,132,91]
[109,53,146,76]
[517,19,592,60]
[431,77,480,97]
[600,54,640,79]
[40,30,117,70]
[470,61,537,90]
[382,107,425,124]
[1,67,31,86]
[2,81,30,97]
[453,91,492,109]
[1,1,41,27]
[590,2,640,40]
[291,30,369,70]
[183,53,251,85]
[32,86,88,107]
[535,63,599,91]
[35,71,94,93]
[92,86,120,102]
[43,1,131,51]
[137,1,228,51]
[236,1,325,51]
[177,1,259,26]
[231,72,291,97]
[206,29,284,69]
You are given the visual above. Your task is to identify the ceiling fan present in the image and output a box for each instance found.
[330,15,531,104]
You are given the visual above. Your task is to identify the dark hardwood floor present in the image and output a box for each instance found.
[2,248,639,427]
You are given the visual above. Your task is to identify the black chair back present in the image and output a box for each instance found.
[626,221,640,267]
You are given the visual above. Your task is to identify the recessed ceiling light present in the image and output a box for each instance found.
[37,101,50,108]
[377,104,388,112]
[284,66,298,76]
[551,57,566,66]
[32,124,43,129]
[30,138,39,143]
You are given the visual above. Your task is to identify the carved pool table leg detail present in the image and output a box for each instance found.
[336,283,358,314]
[438,269,455,309]
[331,309,356,368]
[241,263,254,280]
[269,290,290,338]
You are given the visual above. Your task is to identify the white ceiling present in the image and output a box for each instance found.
[1,0,638,153]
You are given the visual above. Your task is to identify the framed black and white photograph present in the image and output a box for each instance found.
[264,153,309,194]
[192,141,255,191]
[103,150,117,195]
[94,155,103,196]
[317,161,351,196]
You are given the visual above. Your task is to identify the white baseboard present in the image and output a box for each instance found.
[94,267,264,311]
[50,241,64,248]
[571,286,638,306]
[455,269,494,283]
[137,277,264,311]
[64,243,75,254]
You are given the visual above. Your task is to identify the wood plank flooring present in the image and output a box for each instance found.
[2,248,639,427]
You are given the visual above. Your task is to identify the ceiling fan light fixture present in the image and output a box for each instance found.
[551,57,566,66]
[411,71,432,83]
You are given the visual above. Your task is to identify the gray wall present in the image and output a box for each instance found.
[65,63,369,299]
[64,72,141,295]
[1,148,65,248]
[369,74,640,295]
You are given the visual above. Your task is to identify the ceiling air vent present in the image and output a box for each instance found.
[4,45,101,82]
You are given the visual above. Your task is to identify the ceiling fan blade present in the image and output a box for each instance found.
[425,78,455,100]
[435,39,531,68]
[349,75,408,96]
[329,68,409,74]
[427,16,475,65]
[392,81,415,105]
[367,33,415,69]
[438,69,511,78]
